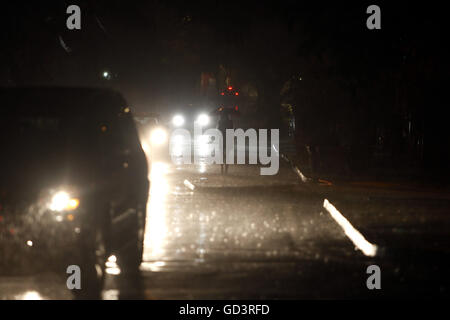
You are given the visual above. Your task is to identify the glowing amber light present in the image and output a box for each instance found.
[67,199,80,211]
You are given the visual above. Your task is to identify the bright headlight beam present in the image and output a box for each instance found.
[172,115,185,127]
[197,114,209,126]
[49,191,79,212]
[50,192,70,211]
[151,128,167,146]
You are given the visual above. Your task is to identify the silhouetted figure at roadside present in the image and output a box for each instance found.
[214,107,237,175]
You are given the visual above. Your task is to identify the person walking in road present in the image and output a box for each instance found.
[215,107,235,175]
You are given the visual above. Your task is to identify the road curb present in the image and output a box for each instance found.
[280,152,314,184]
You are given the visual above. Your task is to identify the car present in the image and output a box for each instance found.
[0,87,149,299]
[169,109,215,131]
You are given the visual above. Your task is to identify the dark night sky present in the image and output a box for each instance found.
[0,1,447,114]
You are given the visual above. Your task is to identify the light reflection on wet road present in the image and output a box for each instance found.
[144,162,170,262]
[141,161,345,265]
[2,158,450,299]
[127,160,365,299]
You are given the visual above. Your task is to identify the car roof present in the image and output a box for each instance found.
[0,87,127,118]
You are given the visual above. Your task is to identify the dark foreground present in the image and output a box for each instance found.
[1,160,449,299]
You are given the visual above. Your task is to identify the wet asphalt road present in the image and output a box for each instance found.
[1,158,450,299]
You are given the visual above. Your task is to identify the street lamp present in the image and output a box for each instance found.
[102,71,111,80]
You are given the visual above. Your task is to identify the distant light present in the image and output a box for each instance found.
[172,115,185,127]
[235,106,239,111]
[103,71,109,78]
[123,107,130,113]
[197,114,210,126]
[106,255,118,267]
[50,192,70,211]
[228,86,233,91]
[26,240,33,247]
[235,92,239,96]
[221,92,225,96]
[49,191,79,212]
[106,267,121,275]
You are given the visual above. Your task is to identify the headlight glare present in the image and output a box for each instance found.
[172,115,185,127]
[49,191,80,212]
[197,114,209,126]
[150,128,168,146]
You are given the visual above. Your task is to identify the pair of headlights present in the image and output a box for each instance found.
[172,114,210,127]
[149,113,211,147]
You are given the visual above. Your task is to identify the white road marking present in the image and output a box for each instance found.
[323,199,378,257]
[294,166,310,183]
[184,179,195,191]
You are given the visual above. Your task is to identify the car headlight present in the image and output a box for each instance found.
[197,114,209,126]
[49,191,80,212]
[172,115,185,127]
[150,127,168,146]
